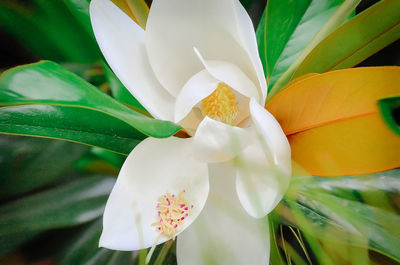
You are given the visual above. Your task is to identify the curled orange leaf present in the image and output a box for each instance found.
[266,67,400,176]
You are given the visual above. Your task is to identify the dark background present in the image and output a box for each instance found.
[0,0,399,70]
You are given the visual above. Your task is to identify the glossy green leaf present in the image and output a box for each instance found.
[280,169,400,262]
[0,105,142,155]
[102,62,147,113]
[0,1,99,63]
[259,0,360,99]
[294,0,400,78]
[256,10,267,73]
[59,219,132,265]
[0,61,181,138]
[257,0,349,89]
[0,176,114,237]
[0,134,89,198]
[378,96,400,136]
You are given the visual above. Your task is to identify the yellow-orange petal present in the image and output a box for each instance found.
[289,113,400,176]
[266,67,400,176]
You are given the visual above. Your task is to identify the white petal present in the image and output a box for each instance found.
[194,48,260,101]
[234,99,291,218]
[249,98,291,176]
[100,137,209,251]
[90,0,175,121]
[174,70,219,124]
[145,0,265,98]
[193,117,251,163]
[177,163,270,265]
[231,1,267,101]
[236,144,285,218]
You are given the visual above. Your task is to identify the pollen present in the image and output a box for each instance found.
[152,190,193,238]
[201,83,239,125]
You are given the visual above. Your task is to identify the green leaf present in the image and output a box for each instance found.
[63,0,95,39]
[0,105,142,155]
[0,176,114,238]
[260,0,360,100]
[0,231,39,257]
[0,135,89,198]
[267,215,286,265]
[59,219,132,265]
[83,249,132,265]
[257,0,350,89]
[59,219,103,265]
[0,61,181,138]
[378,96,400,136]
[75,147,125,175]
[90,147,125,169]
[281,170,400,263]
[293,0,400,78]
[255,10,267,74]
[0,2,64,60]
[102,62,147,113]
[63,63,108,87]
[0,1,99,63]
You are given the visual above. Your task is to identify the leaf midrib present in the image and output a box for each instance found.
[285,110,376,136]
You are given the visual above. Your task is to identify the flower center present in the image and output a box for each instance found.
[152,190,193,238]
[201,82,239,125]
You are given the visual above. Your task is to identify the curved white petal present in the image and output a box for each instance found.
[235,99,291,218]
[236,143,285,218]
[249,98,291,176]
[193,117,251,163]
[174,70,219,123]
[231,1,267,101]
[145,0,265,98]
[100,137,209,251]
[194,48,260,101]
[90,0,175,121]
[177,163,270,265]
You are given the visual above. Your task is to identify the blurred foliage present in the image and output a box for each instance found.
[0,135,89,199]
[0,0,99,63]
[274,170,400,265]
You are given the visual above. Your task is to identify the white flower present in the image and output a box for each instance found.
[90,0,291,264]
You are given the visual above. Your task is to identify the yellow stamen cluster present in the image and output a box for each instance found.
[152,191,193,238]
[201,83,239,125]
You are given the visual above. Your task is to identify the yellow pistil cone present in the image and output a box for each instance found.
[201,83,239,125]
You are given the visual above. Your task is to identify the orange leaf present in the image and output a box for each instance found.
[266,67,400,176]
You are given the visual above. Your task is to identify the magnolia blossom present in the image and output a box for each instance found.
[90,0,291,263]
